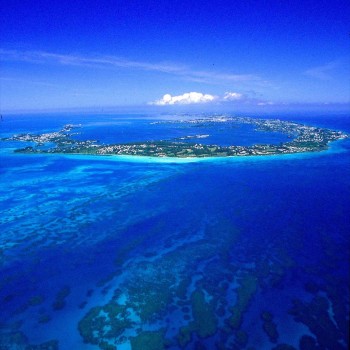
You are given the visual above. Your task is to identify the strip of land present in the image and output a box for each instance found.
[2,117,348,158]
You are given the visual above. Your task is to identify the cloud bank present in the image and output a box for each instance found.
[151,92,217,105]
[223,92,243,100]
[151,91,246,105]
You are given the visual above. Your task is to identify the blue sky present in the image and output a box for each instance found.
[1,0,350,112]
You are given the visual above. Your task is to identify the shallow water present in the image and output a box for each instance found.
[0,113,349,350]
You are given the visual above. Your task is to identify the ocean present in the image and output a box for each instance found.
[0,113,349,350]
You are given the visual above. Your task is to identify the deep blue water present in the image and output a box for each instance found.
[0,113,349,350]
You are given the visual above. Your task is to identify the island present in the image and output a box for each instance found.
[2,117,348,158]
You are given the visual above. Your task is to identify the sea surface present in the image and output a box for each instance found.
[0,113,349,350]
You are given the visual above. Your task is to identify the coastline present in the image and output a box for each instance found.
[2,136,348,165]
[2,116,348,161]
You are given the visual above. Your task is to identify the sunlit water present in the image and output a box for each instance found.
[0,113,349,350]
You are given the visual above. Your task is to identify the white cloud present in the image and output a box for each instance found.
[223,92,243,100]
[151,92,217,105]
[150,91,278,107]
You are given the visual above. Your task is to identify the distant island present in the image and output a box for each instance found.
[2,117,348,158]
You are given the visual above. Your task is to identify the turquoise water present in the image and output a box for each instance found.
[0,113,349,350]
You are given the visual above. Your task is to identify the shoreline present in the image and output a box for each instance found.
[2,137,348,165]
[1,116,348,162]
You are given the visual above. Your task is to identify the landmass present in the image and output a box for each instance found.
[1,117,348,158]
